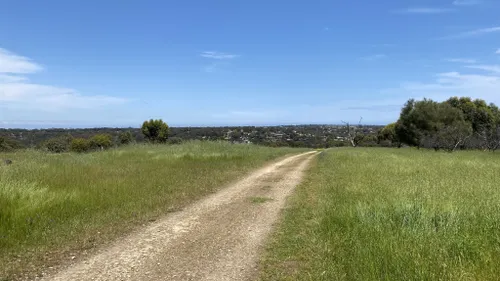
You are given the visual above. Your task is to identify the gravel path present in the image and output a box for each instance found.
[43,151,317,281]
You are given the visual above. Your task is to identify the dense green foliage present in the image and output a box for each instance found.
[395,97,500,151]
[40,134,114,153]
[377,123,399,147]
[40,135,72,153]
[0,137,24,152]
[89,133,113,150]
[70,138,90,153]
[141,119,170,143]
[118,131,134,145]
[0,141,304,279]
[261,148,500,281]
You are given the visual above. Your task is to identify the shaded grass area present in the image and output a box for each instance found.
[0,141,304,279]
[260,148,500,281]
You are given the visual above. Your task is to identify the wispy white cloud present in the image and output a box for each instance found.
[360,54,386,61]
[453,0,481,6]
[0,74,28,83]
[203,62,219,73]
[0,82,127,110]
[200,51,238,73]
[465,64,500,73]
[393,70,500,105]
[0,48,43,74]
[0,47,127,111]
[496,49,500,54]
[393,7,454,14]
[200,51,239,60]
[446,58,477,63]
[442,26,500,39]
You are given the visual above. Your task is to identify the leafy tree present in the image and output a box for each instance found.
[119,131,134,145]
[396,98,471,150]
[395,99,424,147]
[42,136,72,153]
[0,137,16,152]
[446,97,499,150]
[379,123,396,141]
[378,123,399,147]
[90,134,113,150]
[141,119,169,143]
[71,138,90,153]
[432,120,472,152]
[359,135,379,147]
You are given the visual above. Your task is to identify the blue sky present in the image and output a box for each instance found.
[1,0,499,128]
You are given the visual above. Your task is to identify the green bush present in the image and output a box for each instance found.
[141,119,169,143]
[119,131,134,145]
[0,137,9,152]
[42,136,72,153]
[0,137,24,152]
[70,138,90,153]
[90,134,113,150]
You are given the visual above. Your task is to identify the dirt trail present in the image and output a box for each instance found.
[43,151,317,281]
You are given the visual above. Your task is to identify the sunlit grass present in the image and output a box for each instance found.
[0,141,304,279]
[260,148,500,281]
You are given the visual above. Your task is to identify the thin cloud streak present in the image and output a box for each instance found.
[203,63,218,73]
[441,26,500,39]
[393,7,454,14]
[466,64,500,73]
[360,54,387,61]
[453,0,481,6]
[446,58,477,64]
[200,51,239,60]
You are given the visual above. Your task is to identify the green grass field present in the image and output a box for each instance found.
[260,148,500,281]
[0,141,303,279]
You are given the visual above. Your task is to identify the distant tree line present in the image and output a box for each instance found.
[0,121,384,151]
[4,97,499,153]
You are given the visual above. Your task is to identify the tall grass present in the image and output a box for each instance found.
[0,141,303,279]
[260,148,500,281]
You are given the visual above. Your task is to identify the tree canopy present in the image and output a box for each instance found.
[395,97,500,151]
[141,119,170,143]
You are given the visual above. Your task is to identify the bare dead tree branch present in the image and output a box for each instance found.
[342,117,364,147]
